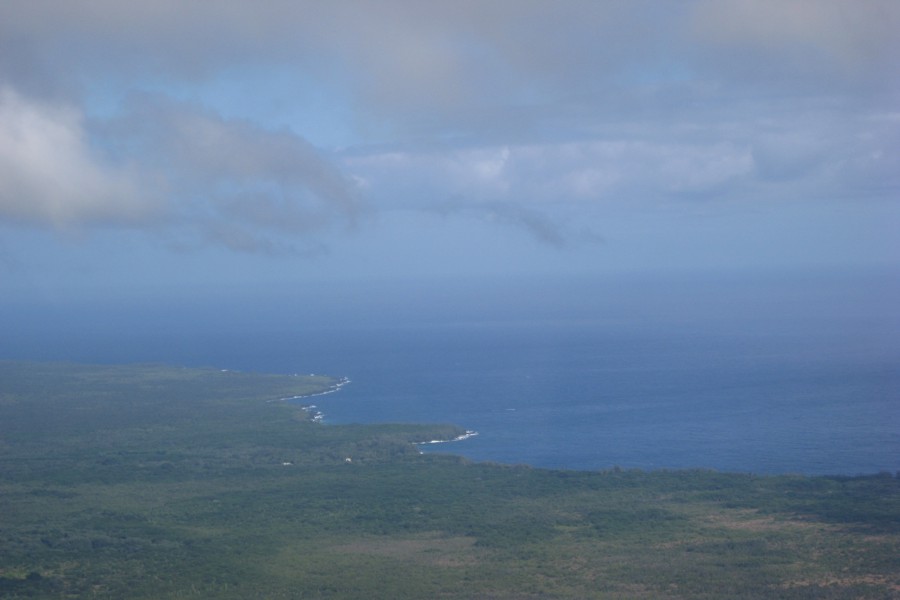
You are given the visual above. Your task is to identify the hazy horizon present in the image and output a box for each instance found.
[1,1,898,316]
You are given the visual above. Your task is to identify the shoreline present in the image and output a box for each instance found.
[418,430,479,445]
[275,376,351,422]
[278,376,480,447]
[417,430,480,455]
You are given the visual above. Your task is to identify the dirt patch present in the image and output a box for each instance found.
[333,532,479,567]
[703,509,828,533]
[781,574,900,592]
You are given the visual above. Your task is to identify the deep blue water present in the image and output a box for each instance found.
[212,321,898,476]
[3,270,899,475]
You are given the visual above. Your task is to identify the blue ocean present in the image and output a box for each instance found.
[4,270,898,475]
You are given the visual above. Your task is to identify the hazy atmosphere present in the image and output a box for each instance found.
[2,5,900,596]
[1,0,898,311]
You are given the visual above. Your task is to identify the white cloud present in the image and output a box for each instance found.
[0,88,361,251]
[0,87,149,228]
[347,138,755,207]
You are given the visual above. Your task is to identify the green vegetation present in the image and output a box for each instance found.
[1,361,898,598]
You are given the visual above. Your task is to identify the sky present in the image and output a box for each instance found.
[1,1,899,324]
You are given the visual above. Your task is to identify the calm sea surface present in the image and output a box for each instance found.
[4,272,899,475]
[218,321,898,476]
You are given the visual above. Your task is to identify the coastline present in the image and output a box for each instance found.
[418,430,479,445]
[279,375,480,447]
[277,376,352,422]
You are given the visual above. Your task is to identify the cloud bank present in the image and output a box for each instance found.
[0,1,897,252]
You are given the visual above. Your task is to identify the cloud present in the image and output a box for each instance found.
[342,95,899,246]
[424,197,571,247]
[0,1,897,258]
[346,137,756,208]
[689,0,900,88]
[101,94,361,223]
[0,87,151,228]
[3,2,896,122]
[3,2,897,152]
[0,89,361,252]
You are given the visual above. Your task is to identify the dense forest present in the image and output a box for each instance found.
[1,361,898,599]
